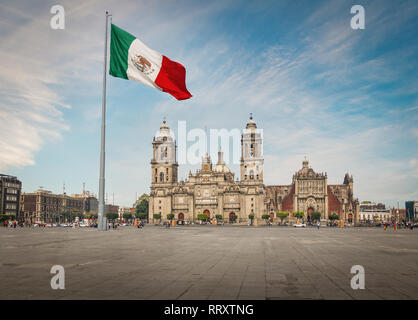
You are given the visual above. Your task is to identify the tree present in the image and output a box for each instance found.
[167,213,174,220]
[85,213,97,219]
[137,212,147,220]
[262,214,270,222]
[215,214,222,221]
[293,211,304,219]
[123,213,133,220]
[197,214,208,221]
[248,214,255,220]
[106,212,118,221]
[311,212,321,222]
[329,213,339,221]
[136,196,149,219]
[153,214,161,222]
[0,214,14,222]
[277,211,289,224]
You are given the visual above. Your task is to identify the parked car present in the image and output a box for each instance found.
[294,223,306,228]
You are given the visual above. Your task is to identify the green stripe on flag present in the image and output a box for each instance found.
[109,24,136,80]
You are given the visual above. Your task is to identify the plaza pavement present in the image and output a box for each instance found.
[0,225,417,300]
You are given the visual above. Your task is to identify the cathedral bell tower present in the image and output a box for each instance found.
[151,119,178,185]
[240,113,264,182]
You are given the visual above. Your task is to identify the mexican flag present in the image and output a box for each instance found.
[109,24,192,101]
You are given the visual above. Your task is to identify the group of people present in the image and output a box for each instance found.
[2,220,22,228]
[383,221,417,230]
[134,220,145,228]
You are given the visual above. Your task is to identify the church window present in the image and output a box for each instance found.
[244,175,247,180]
[160,172,164,182]
[250,170,254,179]
[256,174,259,180]
[250,144,254,157]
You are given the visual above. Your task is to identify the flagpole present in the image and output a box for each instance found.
[98,11,111,231]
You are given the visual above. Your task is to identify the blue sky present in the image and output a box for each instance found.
[0,0,417,207]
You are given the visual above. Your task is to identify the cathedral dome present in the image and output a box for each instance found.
[214,164,231,173]
[156,118,173,141]
[246,113,257,130]
[214,149,231,173]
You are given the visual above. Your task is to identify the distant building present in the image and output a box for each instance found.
[20,189,84,223]
[390,208,406,221]
[359,201,391,221]
[405,201,418,221]
[118,206,133,219]
[0,174,22,218]
[71,191,98,215]
[105,204,119,214]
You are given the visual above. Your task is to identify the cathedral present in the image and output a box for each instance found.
[149,116,264,223]
[265,160,359,224]
[148,116,359,224]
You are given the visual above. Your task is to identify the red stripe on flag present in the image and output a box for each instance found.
[155,56,192,101]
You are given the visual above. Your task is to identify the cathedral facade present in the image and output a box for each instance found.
[265,160,360,223]
[149,116,265,223]
[148,116,360,224]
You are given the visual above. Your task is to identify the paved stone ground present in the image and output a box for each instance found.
[0,225,417,300]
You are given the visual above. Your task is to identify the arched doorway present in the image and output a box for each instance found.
[307,207,314,222]
[178,213,184,221]
[229,212,236,223]
[203,210,210,220]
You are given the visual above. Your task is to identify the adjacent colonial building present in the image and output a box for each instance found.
[266,160,360,223]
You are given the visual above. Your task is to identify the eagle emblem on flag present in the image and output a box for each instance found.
[132,55,154,75]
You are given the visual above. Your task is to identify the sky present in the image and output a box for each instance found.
[0,0,417,208]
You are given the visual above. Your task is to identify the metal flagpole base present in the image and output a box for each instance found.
[98,216,108,231]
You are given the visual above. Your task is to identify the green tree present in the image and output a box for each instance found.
[0,214,14,222]
[167,213,174,220]
[137,212,147,220]
[329,213,339,221]
[293,211,304,219]
[311,212,321,222]
[106,212,119,221]
[197,214,208,221]
[215,214,222,221]
[276,211,289,224]
[153,214,161,222]
[248,214,255,220]
[85,212,97,219]
[123,213,133,220]
[262,214,270,222]
[135,194,149,219]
